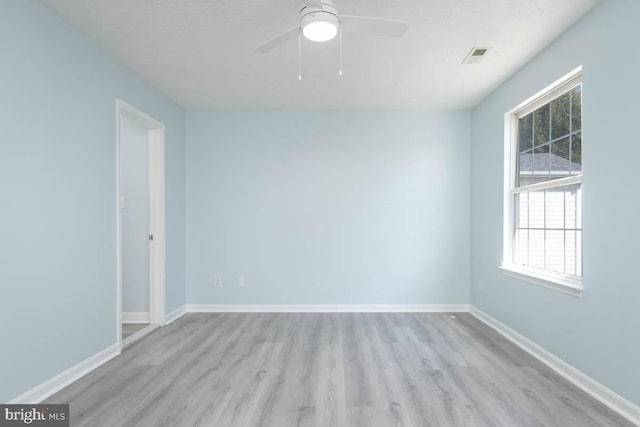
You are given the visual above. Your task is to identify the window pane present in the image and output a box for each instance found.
[517,88,580,188]
[546,230,565,273]
[533,144,551,182]
[534,104,550,146]
[518,151,534,187]
[528,191,544,228]
[545,188,564,229]
[515,193,529,229]
[571,132,582,174]
[571,86,582,132]
[529,229,545,269]
[550,136,571,178]
[564,185,578,229]
[515,229,529,266]
[551,92,570,140]
[513,184,581,274]
[519,141,570,185]
[565,230,577,275]
[519,114,533,153]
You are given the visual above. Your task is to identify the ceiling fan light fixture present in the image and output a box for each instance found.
[301,12,339,42]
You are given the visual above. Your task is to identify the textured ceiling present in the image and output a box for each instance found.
[42,0,599,109]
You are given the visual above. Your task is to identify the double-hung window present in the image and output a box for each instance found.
[502,68,583,297]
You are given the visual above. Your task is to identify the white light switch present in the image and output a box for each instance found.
[239,276,247,288]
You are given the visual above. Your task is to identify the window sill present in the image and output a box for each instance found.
[499,265,584,298]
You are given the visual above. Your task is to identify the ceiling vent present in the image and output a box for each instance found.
[463,47,490,64]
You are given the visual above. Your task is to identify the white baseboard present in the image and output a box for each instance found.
[186,304,469,313]
[164,305,187,325]
[9,343,120,404]
[122,312,150,324]
[470,306,640,426]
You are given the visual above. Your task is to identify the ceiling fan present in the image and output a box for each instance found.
[253,0,409,77]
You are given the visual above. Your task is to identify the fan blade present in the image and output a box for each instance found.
[303,0,323,8]
[254,26,299,53]
[340,15,409,37]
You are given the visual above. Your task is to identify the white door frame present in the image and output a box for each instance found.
[115,99,166,350]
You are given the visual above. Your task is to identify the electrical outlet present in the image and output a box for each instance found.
[238,276,247,288]
[479,280,485,291]
[214,275,222,287]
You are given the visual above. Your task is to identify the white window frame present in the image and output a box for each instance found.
[501,66,584,298]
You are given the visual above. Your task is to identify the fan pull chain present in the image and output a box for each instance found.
[298,29,302,81]
[338,25,343,76]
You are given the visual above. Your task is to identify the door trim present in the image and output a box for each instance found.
[115,99,166,351]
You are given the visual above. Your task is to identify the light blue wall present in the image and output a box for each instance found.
[121,115,150,313]
[186,111,470,305]
[0,1,185,402]
[470,0,640,406]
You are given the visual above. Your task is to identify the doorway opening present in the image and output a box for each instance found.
[116,99,166,349]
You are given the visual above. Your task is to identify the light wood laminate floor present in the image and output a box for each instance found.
[48,313,633,426]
